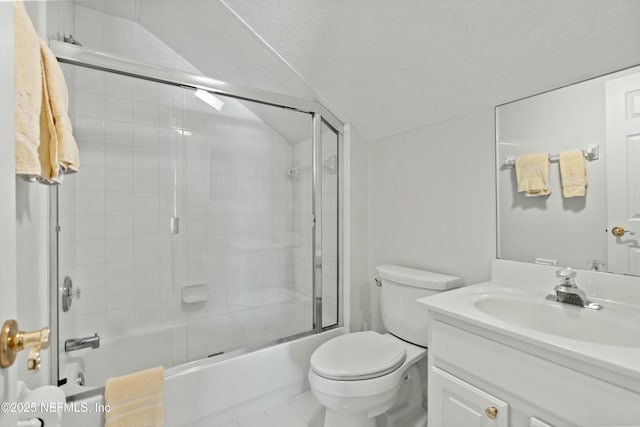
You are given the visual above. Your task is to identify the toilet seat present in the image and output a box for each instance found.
[310,331,407,381]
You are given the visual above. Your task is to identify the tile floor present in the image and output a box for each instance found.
[212,391,325,427]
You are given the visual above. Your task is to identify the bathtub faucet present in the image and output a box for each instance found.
[65,334,100,352]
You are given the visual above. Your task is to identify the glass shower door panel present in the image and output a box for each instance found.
[57,65,188,388]
[179,90,314,359]
[321,122,340,328]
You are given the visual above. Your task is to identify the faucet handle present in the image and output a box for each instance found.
[555,267,577,286]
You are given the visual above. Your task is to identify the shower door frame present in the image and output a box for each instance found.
[48,42,344,387]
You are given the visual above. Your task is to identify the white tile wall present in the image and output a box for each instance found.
[15,5,343,383]
[58,11,315,365]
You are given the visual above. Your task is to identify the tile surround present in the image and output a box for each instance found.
[57,6,338,372]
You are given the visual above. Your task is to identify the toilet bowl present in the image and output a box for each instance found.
[309,332,425,427]
[308,265,462,427]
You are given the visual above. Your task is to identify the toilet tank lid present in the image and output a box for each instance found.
[376,264,463,290]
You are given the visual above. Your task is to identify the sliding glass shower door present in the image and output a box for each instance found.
[54,63,332,390]
[175,90,316,360]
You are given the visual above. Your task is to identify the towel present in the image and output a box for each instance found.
[515,153,550,196]
[14,0,79,184]
[104,367,164,427]
[40,39,79,182]
[14,0,42,178]
[559,149,587,198]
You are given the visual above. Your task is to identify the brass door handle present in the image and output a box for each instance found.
[0,320,50,371]
[612,226,635,237]
[485,406,498,419]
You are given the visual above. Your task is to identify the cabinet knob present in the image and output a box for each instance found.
[485,406,498,419]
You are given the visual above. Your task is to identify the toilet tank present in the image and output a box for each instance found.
[376,264,462,347]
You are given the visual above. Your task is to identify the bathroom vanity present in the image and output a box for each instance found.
[420,260,640,427]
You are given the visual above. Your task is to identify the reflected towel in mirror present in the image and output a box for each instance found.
[559,149,587,198]
[515,153,550,197]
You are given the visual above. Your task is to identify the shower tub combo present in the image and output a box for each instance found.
[48,40,344,425]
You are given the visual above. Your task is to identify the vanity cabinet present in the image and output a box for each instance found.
[427,317,640,427]
[430,366,509,426]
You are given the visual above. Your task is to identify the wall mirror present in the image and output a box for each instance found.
[496,64,640,276]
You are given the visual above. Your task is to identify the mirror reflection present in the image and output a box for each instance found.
[497,65,640,276]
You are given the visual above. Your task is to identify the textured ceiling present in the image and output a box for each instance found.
[220,0,640,141]
[78,0,640,142]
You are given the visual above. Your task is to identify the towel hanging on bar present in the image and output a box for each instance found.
[14,0,79,185]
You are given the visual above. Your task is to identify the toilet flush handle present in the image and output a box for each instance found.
[374,278,382,287]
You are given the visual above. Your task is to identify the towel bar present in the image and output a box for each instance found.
[503,144,599,167]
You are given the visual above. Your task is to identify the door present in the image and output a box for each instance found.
[606,71,640,275]
[429,367,509,427]
[0,3,18,426]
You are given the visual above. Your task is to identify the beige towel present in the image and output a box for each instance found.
[104,367,164,427]
[515,153,550,196]
[559,150,587,198]
[14,0,43,177]
[14,0,79,184]
[40,39,79,182]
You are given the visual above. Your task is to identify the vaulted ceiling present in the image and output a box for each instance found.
[77,0,640,141]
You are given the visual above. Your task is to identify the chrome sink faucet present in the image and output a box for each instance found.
[546,267,603,310]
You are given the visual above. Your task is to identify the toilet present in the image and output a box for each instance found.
[308,264,462,427]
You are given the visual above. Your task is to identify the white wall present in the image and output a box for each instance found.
[367,110,496,331]
[346,125,370,331]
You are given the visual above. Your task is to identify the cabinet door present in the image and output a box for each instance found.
[429,367,509,427]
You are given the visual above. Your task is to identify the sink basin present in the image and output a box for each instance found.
[473,294,640,347]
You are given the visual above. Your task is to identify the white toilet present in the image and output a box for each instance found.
[309,264,462,427]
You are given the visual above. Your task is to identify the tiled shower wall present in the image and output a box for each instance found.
[61,67,307,343]
[58,7,313,351]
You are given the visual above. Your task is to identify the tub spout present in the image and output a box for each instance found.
[65,334,100,352]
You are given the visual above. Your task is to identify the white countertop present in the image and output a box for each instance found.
[418,281,640,390]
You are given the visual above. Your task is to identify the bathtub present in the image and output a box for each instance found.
[62,288,317,387]
[62,327,344,427]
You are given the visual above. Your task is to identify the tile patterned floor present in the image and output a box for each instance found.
[213,391,325,427]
